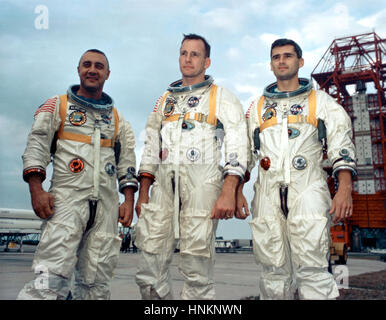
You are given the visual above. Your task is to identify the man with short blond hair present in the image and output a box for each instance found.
[135,34,248,300]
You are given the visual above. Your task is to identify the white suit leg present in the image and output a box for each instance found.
[17,198,83,300]
[249,183,296,299]
[259,236,295,300]
[179,249,216,300]
[136,235,176,299]
[287,181,339,300]
[178,168,220,300]
[135,179,175,299]
[72,200,122,300]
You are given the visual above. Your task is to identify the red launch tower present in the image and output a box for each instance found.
[311,32,386,251]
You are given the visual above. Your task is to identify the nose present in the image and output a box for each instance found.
[185,53,192,63]
[88,64,97,74]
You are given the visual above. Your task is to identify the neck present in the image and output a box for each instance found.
[76,87,103,100]
[276,77,300,92]
[181,75,206,87]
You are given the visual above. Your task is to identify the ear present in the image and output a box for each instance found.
[105,69,111,80]
[270,61,273,71]
[299,57,304,69]
[205,57,211,69]
[77,66,80,76]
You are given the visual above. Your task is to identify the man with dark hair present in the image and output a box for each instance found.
[18,49,138,300]
[238,39,356,299]
[270,38,302,59]
[79,49,110,70]
[134,34,248,299]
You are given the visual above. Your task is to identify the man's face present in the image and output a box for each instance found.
[179,39,210,82]
[270,44,304,81]
[77,51,110,94]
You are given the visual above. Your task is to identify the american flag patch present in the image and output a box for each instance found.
[34,97,57,118]
[152,95,163,112]
[245,100,255,119]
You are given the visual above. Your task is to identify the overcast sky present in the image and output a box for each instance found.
[0,0,385,240]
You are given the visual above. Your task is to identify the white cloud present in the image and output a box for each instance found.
[269,0,308,18]
[358,16,377,29]
[301,3,355,46]
[259,33,280,46]
[235,84,261,96]
[283,30,302,46]
[200,7,244,32]
[0,115,29,155]
[226,47,241,60]
[357,9,386,35]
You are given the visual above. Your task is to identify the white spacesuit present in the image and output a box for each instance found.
[18,85,138,300]
[246,78,356,300]
[135,75,247,299]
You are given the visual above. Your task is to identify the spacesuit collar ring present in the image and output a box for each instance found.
[167,75,214,93]
[68,85,114,110]
[263,78,313,99]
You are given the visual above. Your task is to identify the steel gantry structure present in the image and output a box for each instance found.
[311,32,386,250]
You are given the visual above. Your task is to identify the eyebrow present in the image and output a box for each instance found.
[82,60,105,67]
[272,52,295,59]
[180,49,201,55]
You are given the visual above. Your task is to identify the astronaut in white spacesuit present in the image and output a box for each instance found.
[134,34,248,300]
[237,39,357,300]
[18,49,138,300]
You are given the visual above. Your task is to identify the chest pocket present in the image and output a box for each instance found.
[256,89,318,132]
[57,94,119,148]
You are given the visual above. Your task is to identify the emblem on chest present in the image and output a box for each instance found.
[164,97,176,117]
[69,111,87,126]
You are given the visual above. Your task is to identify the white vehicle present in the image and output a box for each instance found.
[0,208,43,252]
[215,239,236,253]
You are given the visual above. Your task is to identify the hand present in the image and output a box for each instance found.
[211,193,235,220]
[135,192,149,218]
[235,186,249,220]
[135,176,153,218]
[29,175,54,219]
[119,200,134,227]
[119,187,134,227]
[31,190,54,219]
[210,175,239,220]
[329,170,353,224]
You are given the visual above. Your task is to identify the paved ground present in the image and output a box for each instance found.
[1,245,385,300]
